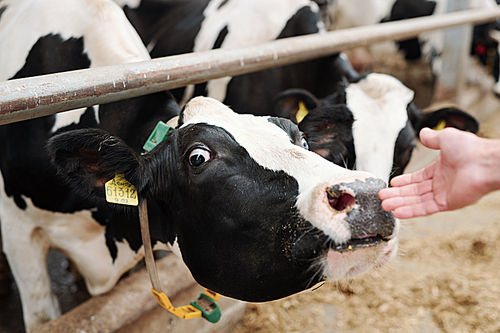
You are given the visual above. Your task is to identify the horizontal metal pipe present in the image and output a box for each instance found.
[1,8,500,125]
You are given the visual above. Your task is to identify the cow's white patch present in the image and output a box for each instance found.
[180,0,318,105]
[330,0,398,29]
[51,105,100,132]
[181,96,376,243]
[323,236,398,280]
[0,0,149,81]
[346,73,414,182]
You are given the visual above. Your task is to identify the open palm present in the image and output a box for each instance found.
[379,128,495,219]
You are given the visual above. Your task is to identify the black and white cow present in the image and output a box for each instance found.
[0,0,180,331]
[273,73,479,181]
[0,0,398,331]
[115,0,361,115]
[327,0,500,96]
[48,95,399,303]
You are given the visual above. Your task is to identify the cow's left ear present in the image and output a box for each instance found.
[47,128,152,205]
[272,89,321,124]
[414,107,479,134]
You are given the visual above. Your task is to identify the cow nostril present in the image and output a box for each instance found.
[328,192,355,212]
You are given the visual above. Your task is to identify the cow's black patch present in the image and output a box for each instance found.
[218,0,229,9]
[385,0,436,60]
[392,120,416,179]
[123,0,210,103]
[12,34,90,80]
[0,34,93,210]
[213,25,228,49]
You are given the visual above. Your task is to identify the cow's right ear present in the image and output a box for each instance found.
[415,107,480,134]
[272,89,321,124]
[46,128,151,205]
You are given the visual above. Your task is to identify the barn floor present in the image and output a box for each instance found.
[232,45,500,333]
[2,45,500,333]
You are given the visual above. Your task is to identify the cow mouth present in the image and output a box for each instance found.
[330,234,390,253]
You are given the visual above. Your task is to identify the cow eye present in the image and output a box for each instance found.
[189,148,211,166]
[301,136,309,150]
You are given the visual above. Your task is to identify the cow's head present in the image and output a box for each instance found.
[47,96,398,302]
[274,73,479,181]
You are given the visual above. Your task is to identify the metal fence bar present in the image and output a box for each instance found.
[1,8,500,125]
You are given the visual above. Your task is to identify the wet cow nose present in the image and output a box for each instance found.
[327,178,395,238]
[327,186,356,212]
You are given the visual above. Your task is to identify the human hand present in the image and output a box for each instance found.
[379,127,497,218]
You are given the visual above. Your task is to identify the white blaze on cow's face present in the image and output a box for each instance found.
[346,73,414,182]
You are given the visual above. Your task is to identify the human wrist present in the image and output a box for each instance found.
[477,137,500,193]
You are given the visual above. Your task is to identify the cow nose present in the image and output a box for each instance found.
[326,185,356,212]
[332,178,395,238]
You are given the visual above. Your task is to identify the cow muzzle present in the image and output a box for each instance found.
[292,177,398,280]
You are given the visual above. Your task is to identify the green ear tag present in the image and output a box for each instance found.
[143,121,175,152]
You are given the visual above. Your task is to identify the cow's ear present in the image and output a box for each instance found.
[46,128,151,205]
[415,107,479,134]
[273,89,321,124]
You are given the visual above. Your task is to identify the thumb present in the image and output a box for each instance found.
[419,127,442,150]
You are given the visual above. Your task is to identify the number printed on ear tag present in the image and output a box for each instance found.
[105,174,138,206]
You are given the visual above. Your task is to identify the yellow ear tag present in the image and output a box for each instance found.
[296,101,309,124]
[433,120,446,131]
[105,174,138,206]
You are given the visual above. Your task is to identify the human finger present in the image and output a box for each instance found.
[390,163,435,188]
[379,181,433,204]
[419,127,442,150]
[392,200,441,219]
[380,191,435,211]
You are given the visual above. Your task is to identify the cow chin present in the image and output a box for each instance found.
[323,237,399,281]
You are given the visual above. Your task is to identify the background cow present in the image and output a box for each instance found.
[0,0,398,331]
[116,0,361,115]
[273,73,479,182]
[0,0,179,330]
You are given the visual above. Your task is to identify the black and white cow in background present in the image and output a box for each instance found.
[115,0,361,115]
[326,0,500,96]
[0,0,398,331]
[273,73,479,182]
[0,0,179,330]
